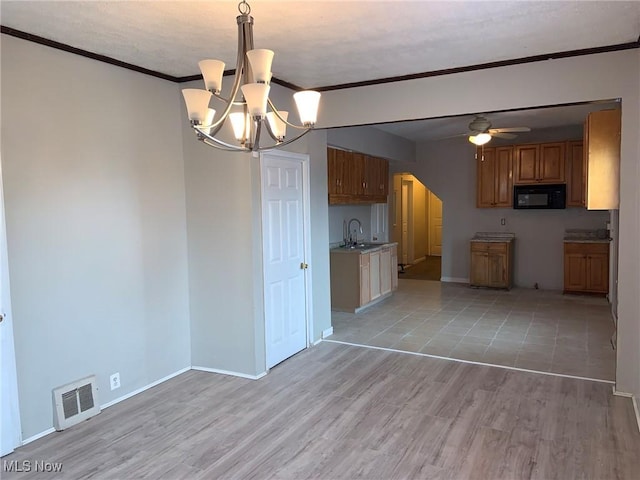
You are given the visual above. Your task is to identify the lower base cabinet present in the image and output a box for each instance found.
[331,244,398,312]
[563,242,609,295]
[470,241,514,289]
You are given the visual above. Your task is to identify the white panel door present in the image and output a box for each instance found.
[0,160,21,456]
[262,153,308,369]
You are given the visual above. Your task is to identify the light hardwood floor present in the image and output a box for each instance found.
[4,342,639,479]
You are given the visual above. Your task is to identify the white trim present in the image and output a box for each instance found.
[260,151,313,368]
[440,277,469,284]
[101,367,191,409]
[21,428,56,446]
[192,366,267,381]
[312,338,323,346]
[322,327,334,338]
[612,389,640,432]
[323,339,616,384]
[612,387,634,397]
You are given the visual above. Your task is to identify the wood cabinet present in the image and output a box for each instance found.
[327,147,389,204]
[470,241,513,289]
[513,142,565,184]
[476,146,513,208]
[563,242,609,295]
[566,141,585,207]
[584,109,621,210]
[330,244,398,312]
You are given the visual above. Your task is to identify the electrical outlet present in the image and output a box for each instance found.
[500,218,506,226]
[110,372,120,390]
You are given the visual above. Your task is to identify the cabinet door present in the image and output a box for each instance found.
[369,250,381,300]
[513,145,539,184]
[494,147,513,207]
[586,252,609,293]
[350,152,366,195]
[379,247,391,295]
[585,109,621,210]
[487,253,506,287]
[566,141,585,207]
[470,250,489,286]
[359,253,371,305]
[378,157,389,197]
[364,156,379,196]
[327,148,343,195]
[564,252,587,291]
[538,142,565,183]
[476,147,496,207]
[390,245,398,290]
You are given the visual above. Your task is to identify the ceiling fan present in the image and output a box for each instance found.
[465,115,531,145]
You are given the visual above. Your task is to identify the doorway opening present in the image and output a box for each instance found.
[391,173,442,281]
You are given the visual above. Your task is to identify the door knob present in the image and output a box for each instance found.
[300,263,309,270]
[0,313,5,323]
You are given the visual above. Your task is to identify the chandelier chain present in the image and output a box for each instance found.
[238,1,251,15]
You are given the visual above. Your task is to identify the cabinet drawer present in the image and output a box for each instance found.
[471,242,507,253]
[564,242,609,255]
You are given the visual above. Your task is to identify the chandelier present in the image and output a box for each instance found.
[181,0,321,153]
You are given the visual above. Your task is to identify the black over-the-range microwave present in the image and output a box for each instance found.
[513,184,566,209]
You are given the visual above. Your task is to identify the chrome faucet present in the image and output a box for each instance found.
[347,218,363,246]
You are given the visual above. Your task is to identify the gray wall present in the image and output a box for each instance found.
[390,127,609,289]
[183,80,332,376]
[1,36,192,439]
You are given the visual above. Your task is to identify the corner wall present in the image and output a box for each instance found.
[1,35,192,439]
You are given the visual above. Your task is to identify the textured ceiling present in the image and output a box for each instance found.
[1,1,637,142]
[1,1,638,89]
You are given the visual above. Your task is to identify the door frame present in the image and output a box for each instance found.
[0,159,22,456]
[259,150,314,363]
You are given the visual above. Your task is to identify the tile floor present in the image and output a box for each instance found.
[328,279,616,381]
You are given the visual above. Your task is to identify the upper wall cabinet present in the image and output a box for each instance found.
[476,146,513,208]
[327,148,389,204]
[565,141,585,207]
[513,142,566,184]
[584,109,621,210]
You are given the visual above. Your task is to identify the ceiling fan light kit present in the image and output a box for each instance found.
[466,115,531,146]
[182,0,321,153]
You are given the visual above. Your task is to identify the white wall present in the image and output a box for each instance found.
[318,49,640,397]
[1,36,192,439]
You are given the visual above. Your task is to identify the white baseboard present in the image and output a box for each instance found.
[612,388,639,433]
[22,366,192,446]
[101,367,191,410]
[21,428,56,446]
[322,327,334,338]
[441,277,469,284]
[192,366,267,380]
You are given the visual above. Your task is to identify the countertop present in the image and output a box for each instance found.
[330,242,397,254]
[564,228,611,243]
[470,232,516,243]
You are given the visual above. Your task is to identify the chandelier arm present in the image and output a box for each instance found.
[197,129,250,151]
[258,128,312,151]
[267,98,311,130]
[263,117,280,142]
[253,119,263,151]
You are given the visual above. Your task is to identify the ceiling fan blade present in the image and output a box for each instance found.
[492,132,517,139]
[490,127,531,133]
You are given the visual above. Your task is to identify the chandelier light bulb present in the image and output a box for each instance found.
[229,112,249,141]
[266,111,288,140]
[241,83,270,117]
